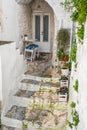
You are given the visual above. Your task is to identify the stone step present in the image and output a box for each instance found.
[2,105,67,130]
[3,126,21,130]
[19,78,60,91]
[21,74,59,83]
[12,87,67,110]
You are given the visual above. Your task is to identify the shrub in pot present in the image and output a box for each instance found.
[57,28,70,61]
[57,48,64,61]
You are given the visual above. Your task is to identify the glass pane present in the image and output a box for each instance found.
[43,15,49,42]
[35,15,40,41]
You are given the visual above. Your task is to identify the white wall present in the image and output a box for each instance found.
[69,20,87,130]
[77,20,87,130]
[0,56,2,101]
[0,0,17,41]
[0,42,26,106]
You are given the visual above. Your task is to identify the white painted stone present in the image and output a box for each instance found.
[69,20,87,130]
[0,56,2,101]
[0,0,17,41]
[0,42,26,105]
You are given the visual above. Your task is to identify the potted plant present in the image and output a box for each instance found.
[60,76,68,81]
[57,28,70,49]
[57,87,69,102]
[57,28,70,61]
[60,76,68,88]
[58,87,69,95]
[57,48,64,61]
[63,54,69,62]
[61,63,69,76]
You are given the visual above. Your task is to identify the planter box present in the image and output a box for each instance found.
[61,68,69,76]
[60,80,68,88]
[58,93,67,102]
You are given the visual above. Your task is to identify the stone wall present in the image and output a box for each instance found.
[17,4,31,41]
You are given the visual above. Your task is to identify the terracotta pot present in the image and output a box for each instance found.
[63,55,69,62]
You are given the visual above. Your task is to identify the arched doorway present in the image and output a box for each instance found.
[30,0,54,52]
[16,0,54,53]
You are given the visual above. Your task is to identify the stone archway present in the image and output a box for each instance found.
[16,0,55,53]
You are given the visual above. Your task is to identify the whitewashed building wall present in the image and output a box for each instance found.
[0,0,17,41]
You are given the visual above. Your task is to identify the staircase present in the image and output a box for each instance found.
[1,73,68,130]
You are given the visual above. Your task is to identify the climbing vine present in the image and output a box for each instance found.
[73,80,78,92]
[61,0,87,42]
[60,0,87,129]
[68,102,80,129]
[70,39,77,63]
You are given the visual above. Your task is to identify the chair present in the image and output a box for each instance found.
[24,44,39,61]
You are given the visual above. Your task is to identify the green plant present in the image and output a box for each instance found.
[22,121,28,129]
[58,87,69,95]
[57,48,64,60]
[57,28,70,50]
[70,102,76,108]
[70,40,77,63]
[0,118,1,128]
[62,62,72,70]
[73,80,78,92]
[60,76,68,80]
[61,0,87,42]
[68,101,80,129]
[68,110,80,129]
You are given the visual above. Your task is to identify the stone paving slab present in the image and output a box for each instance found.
[15,90,35,98]
[5,106,26,121]
[21,79,60,88]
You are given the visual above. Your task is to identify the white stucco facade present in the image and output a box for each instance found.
[0,0,3,32]
[0,43,26,106]
[68,20,87,130]
[0,56,2,101]
[0,0,17,41]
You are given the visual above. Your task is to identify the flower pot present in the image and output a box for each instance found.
[61,68,69,76]
[63,55,69,62]
[60,80,68,88]
[24,35,28,41]
[58,93,67,102]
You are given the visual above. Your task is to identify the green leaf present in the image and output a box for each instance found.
[73,80,78,92]
[70,40,77,63]
[68,121,73,129]
[70,102,76,108]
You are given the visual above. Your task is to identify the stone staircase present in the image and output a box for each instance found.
[1,74,68,130]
